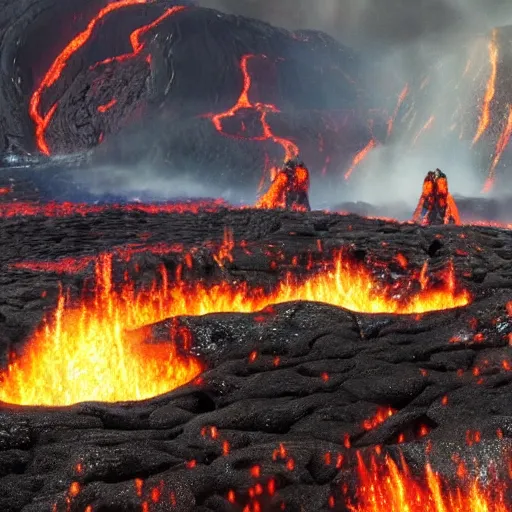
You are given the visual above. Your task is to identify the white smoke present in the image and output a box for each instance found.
[198,0,512,210]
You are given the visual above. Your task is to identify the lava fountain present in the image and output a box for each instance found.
[0,252,471,406]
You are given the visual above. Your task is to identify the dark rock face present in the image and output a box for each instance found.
[0,0,376,191]
[0,173,511,510]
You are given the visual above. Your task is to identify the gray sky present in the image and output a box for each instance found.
[198,0,512,49]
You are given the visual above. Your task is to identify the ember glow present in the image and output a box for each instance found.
[0,199,226,218]
[347,452,509,512]
[28,0,186,154]
[484,104,512,193]
[0,252,469,406]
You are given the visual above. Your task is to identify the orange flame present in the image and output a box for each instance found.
[483,104,512,193]
[347,452,508,512]
[472,29,499,146]
[213,227,235,266]
[209,54,299,163]
[0,252,470,406]
[28,1,186,154]
[362,407,397,431]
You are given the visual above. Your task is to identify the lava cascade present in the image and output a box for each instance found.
[0,251,470,406]
[346,452,509,511]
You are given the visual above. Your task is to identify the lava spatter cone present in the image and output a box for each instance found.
[0,251,470,406]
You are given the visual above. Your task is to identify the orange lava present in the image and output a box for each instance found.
[472,29,499,146]
[387,84,409,138]
[97,98,117,113]
[483,104,512,193]
[208,54,299,166]
[362,407,397,431]
[347,452,508,512]
[255,165,309,210]
[0,199,226,218]
[344,139,376,180]
[412,115,435,145]
[28,0,186,154]
[0,251,470,406]
[0,254,203,406]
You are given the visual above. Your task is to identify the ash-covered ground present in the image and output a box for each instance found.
[0,176,511,511]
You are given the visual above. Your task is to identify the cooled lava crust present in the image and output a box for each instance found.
[0,178,511,511]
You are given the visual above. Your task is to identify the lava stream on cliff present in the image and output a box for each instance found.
[0,251,470,406]
[29,0,187,154]
[345,452,509,512]
[208,54,299,176]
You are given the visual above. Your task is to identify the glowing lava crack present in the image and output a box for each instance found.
[0,252,470,406]
[29,1,187,155]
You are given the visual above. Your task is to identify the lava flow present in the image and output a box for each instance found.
[346,452,509,512]
[208,54,299,167]
[29,0,186,154]
[0,199,226,218]
[0,251,469,406]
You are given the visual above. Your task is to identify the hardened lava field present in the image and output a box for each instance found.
[0,197,511,511]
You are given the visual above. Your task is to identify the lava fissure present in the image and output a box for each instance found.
[208,53,299,176]
[0,250,470,406]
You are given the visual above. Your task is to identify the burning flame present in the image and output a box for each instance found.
[0,251,469,406]
[472,29,499,146]
[347,452,508,512]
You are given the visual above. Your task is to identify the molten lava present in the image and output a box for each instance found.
[473,29,499,146]
[29,0,186,154]
[0,255,203,406]
[347,452,509,512]
[208,54,299,169]
[0,199,226,218]
[256,162,310,211]
[344,139,376,180]
[484,104,512,193]
[0,251,469,406]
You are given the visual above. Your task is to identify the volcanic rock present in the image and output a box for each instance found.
[0,196,510,510]
[0,0,378,191]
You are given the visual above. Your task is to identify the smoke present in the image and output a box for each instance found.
[197,0,512,49]
[199,0,512,212]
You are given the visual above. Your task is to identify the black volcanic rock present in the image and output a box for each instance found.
[0,0,379,191]
[0,192,510,509]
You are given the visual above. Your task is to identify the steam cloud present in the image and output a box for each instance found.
[61,0,512,212]
[199,0,512,211]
